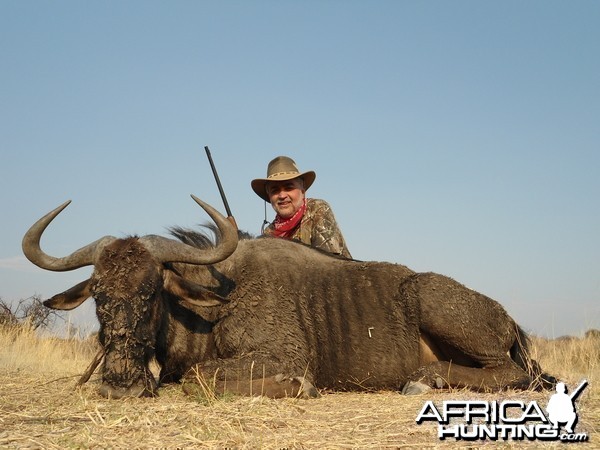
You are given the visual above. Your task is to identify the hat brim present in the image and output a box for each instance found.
[251,171,316,202]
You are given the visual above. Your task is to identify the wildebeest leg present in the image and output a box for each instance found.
[402,272,534,392]
[181,353,319,399]
[404,359,532,393]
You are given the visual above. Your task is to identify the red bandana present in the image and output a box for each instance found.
[272,199,307,239]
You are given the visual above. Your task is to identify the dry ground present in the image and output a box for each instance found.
[0,325,598,449]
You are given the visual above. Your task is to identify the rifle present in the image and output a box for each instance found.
[569,379,588,402]
[204,146,238,230]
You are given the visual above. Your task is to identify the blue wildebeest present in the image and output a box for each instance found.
[23,196,554,399]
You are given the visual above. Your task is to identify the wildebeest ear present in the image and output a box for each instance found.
[44,278,92,310]
[163,271,229,308]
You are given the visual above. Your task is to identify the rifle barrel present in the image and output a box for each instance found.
[569,379,588,401]
[204,146,233,218]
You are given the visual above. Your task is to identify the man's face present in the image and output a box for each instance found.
[266,178,305,219]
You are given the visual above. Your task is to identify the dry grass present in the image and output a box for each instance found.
[1,325,598,449]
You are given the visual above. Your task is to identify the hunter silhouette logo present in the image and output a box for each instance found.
[546,380,587,435]
[416,380,589,442]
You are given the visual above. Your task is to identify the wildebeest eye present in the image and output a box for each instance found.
[94,295,113,319]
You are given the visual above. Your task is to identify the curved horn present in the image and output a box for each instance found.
[139,195,238,265]
[22,200,116,272]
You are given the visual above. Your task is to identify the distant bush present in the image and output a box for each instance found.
[585,328,600,340]
[0,295,62,331]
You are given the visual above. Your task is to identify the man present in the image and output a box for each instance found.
[251,156,352,258]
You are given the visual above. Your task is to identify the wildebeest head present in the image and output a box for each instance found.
[22,196,238,398]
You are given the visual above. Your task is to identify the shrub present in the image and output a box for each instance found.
[0,295,62,331]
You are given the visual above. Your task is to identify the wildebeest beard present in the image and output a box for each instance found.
[92,238,162,397]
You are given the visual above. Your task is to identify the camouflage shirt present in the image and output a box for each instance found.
[264,198,352,258]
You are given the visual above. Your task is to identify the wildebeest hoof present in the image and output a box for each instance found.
[401,381,432,395]
[291,376,320,398]
[99,383,156,399]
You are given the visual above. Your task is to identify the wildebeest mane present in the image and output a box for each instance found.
[168,223,254,250]
[169,223,354,261]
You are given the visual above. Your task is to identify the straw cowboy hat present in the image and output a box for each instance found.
[251,156,316,202]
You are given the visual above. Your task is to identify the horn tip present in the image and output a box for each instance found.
[56,200,72,213]
[190,194,204,206]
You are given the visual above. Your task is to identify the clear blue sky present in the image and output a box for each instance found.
[1,1,598,338]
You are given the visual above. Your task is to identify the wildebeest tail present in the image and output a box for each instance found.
[510,324,557,390]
